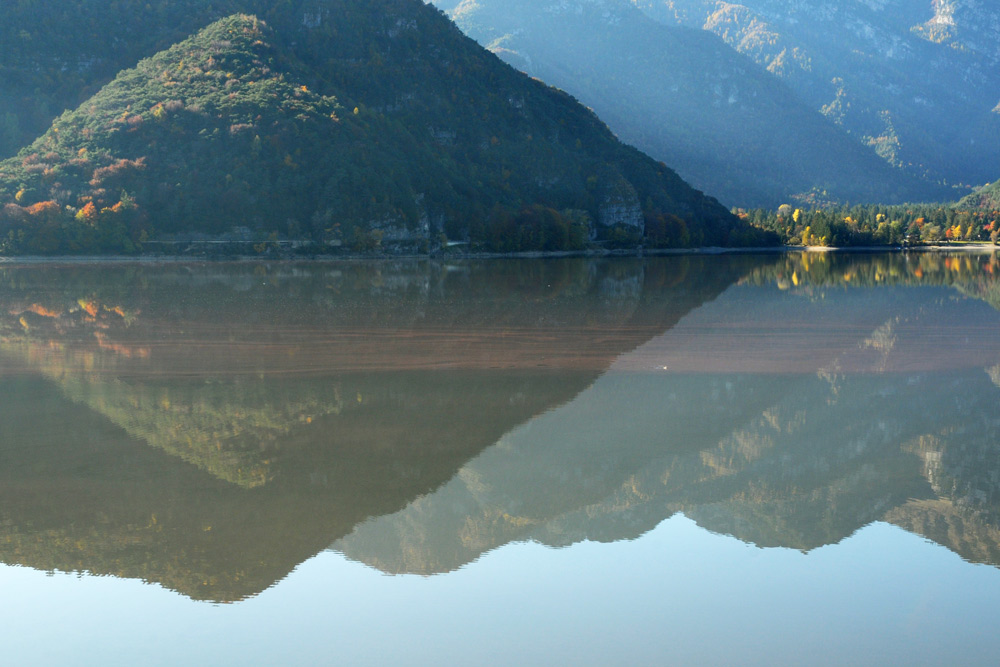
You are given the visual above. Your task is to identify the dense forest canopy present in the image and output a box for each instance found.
[960,179,1000,213]
[743,201,1000,248]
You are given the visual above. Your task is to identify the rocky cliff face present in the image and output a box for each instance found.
[599,176,644,233]
[916,0,1000,62]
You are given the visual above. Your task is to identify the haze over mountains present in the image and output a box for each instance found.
[632,0,1000,190]
[440,0,953,207]
[0,0,997,251]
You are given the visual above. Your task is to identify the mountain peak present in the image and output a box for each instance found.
[0,0,761,254]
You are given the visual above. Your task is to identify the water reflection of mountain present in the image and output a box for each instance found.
[0,257,746,601]
[335,255,1000,575]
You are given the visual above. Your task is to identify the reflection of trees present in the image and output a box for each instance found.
[0,257,746,600]
[0,258,743,487]
[2,339,344,487]
[745,251,1000,307]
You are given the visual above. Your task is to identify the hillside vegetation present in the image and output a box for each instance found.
[0,1,768,254]
[0,0,250,159]
[960,180,1000,213]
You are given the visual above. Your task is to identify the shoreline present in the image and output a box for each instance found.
[0,243,994,265]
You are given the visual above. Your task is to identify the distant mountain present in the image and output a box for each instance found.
[439,0,950,209]
[0,3,762,254]
[633,0,1000,190]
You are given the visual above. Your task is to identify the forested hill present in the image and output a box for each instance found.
[0,1,763,255]
[960,180,1000,212]
[442,0,951,209]
[0,0,250,159]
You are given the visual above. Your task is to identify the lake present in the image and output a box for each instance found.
[1,252,999,665]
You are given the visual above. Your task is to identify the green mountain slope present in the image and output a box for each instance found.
[960,179,1000,216]
[0,3,759,253]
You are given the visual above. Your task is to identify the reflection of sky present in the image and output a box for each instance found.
[3,516,1000,665]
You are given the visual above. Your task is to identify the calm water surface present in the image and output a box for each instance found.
[1,253,999,665]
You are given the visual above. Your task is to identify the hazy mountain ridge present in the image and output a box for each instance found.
[632,0,1000,188]
[442,0,951,208]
